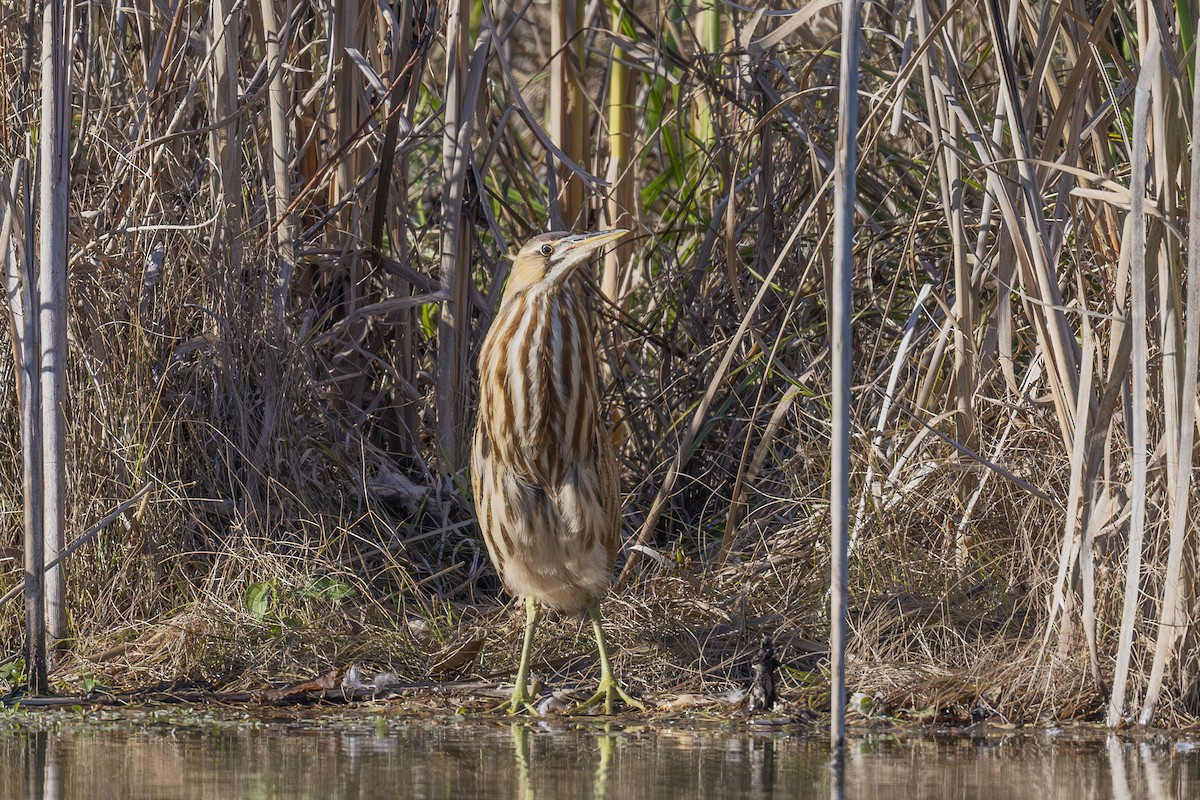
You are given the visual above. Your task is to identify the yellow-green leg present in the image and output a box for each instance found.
[578,599,646,714]
[508,596,541,715]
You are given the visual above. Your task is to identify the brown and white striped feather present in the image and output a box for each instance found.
[471,278,620,614]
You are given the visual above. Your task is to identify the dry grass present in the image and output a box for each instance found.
[2,1,1200,726]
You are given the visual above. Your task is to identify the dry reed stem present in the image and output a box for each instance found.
[2,0,1200,725]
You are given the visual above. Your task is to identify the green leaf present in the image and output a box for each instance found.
[244,581,275,620]
[296,576,355,603]
[420,302,438,339]
[0,660,26,683]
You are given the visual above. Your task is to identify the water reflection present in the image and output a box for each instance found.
[830,749,845,800]
[22,731,56,800]
[2,714,1199,799]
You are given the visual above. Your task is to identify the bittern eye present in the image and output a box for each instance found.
[539,244,553,256]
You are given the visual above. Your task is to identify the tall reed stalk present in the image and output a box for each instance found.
[830,0,862,750]
[37,0,70,653]
[6,0,1200,726]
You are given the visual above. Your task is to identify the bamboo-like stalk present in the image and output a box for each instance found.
[3,157,46,692]
[372,0,425,458]
[1039,320,1097,684]
[1,164,25,363]
[21,215,45,690]
[692,0,720,149]
[257,0,296,325]
[548,0,587,226]
[437,0,470,473]
[914,5,975,555]
[1064,321,1133,692]
[602,2,636,305]
[205,0,254,489]
[945,72,974,572]
[984,0,1080,448]
[829,0,862,754]
[208,0,244,275]
[437,2,492,472]
[1139,25,1200,724]
[38,0,71,647]
[333,0,362,254]
[1107,22,1158,728]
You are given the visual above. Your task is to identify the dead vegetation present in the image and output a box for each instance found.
[2,1,1200,726]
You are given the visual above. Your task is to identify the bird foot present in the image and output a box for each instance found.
[486,677,543,715]
[508,697,541,716]
[575,677,645,715]
[484,693,541,715]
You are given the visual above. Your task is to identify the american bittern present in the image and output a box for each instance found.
[471,229,643,715]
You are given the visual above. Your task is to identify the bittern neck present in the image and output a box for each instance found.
[502,255,583,304]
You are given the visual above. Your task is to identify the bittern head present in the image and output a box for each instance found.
[503,229,629,301]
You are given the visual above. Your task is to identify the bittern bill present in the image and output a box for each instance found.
[471,229,643,715]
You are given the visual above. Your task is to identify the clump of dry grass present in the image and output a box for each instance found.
[1,1,1199,727]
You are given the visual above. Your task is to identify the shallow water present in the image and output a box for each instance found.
[3,709,1199,799]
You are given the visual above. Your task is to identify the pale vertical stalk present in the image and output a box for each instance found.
[829,0,861,755]
[1,163,26,358]
[1062,321,1132,692]
[209,0,244,274]
[1140,29,1200,724]
[914,0,974,568]
[325,0,363,448]
[571,0,589,218]
[939,20,974,475]
[850,282,932,551]
[693,0,719,148]
[246,0,290,478]
[1150,16,1181,518]
[970,0,1018,270]
[5,160,46,692]
[437,0,473,471]
[258,0,295,325]
[333,0,361,259]
[374,0,421,457]
[602,6,636,304]
[948,120,973,571]
[39,0,71,644]
[1107,26,1158,728]
[941,19,975,571]
[983,0,1079,446]
[1039,321,1095,667]
[22,253,45,688]
[549,0,586,226]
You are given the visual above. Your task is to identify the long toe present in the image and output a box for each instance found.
[486,697,539,715]
[507,686,542,716]
[484,689,539,715]
[576,678,645,715]
[614,684,646,713]
[508,697,540,716]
